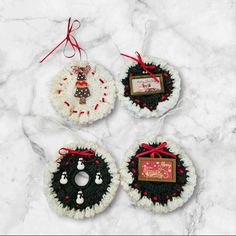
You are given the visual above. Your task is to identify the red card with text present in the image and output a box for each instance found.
[138,158,176,182]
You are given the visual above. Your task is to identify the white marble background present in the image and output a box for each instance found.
[0,0,235,235]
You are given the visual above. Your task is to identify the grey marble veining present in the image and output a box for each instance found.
[0,0,235,234]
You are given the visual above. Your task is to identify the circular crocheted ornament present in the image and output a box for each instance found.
[120,136,196,213]
[50,61,116,125]
[117,56,181,118]
[44,141,120,219]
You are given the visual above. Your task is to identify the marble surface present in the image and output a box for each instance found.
[0,0,235,234]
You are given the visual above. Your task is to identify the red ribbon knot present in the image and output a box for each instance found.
[40,17,85,63]
[120,52,159,83]
[136,142,176,159]
[58,147,95,157]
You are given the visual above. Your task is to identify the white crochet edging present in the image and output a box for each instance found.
[117,56,181,118]
[120,136,197,213]
[50,61,116,125]
[44,140,120,219]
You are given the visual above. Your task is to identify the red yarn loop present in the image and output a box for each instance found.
[136,142,176,159]
[58,147,94,157]
[40,17,85,63]
[120,51,159,83]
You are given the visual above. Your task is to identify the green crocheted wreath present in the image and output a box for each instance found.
[44,142,119,219]
[120,137,196,213]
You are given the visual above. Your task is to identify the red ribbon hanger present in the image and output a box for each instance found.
[58,147,95,157]
[136,142,176,159]
[40,17,85,63]
[120,52,159,83]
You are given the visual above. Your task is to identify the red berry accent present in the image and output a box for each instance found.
[177,163,181,167]
[143,103,147,107]
[163,72,169,78]
[129,73,133,77]
[76,204,79,208]
[95,160,100,165]
[166,195,170,200]
[179,168,184,174]
[152,196,158,201]
[161,95,166,101]
[143,191,148,196]
[125,85,129,88]
[134,183,138,187]
[131,168,137,174]
[65,195,69,200]
[131,161,135,164]
[177,189,181,192]
[168,81,172,85]
[125,92,129,96]
[173,192,177,197]
[134,99,140,103]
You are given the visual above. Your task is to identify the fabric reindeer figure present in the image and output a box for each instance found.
[74,65,91,104]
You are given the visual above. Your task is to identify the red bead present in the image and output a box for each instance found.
[131,161,135,164]
[173,192,177,197]
[152,196,158,201]
[179,168,184,174]
[125,85,129,88]
[65,195,69,200]
[95,160,100,165]
[143,103,147,107]
[131,168,137,173]
[134,99,140,103]
[143,191,148,196]
[166,195,170,200]
[163,72,169,78]
[134,183,138,187]
[161,95,165,101]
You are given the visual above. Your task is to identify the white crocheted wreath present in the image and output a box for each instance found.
[44,140,120,219]
[50,61,116,125]
[117,56,181,118]
[120,136,196,213]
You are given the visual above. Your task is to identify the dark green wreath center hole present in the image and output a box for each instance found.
[74,171,89,187]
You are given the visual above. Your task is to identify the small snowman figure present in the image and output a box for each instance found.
[60,171,68,185]
[95,172,103,185]
[77,158,85,170]
[76,191,84,204]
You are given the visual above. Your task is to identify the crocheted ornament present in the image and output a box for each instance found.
[44,141,120,219]
[120,136,196,213]
[50,61,116,125]
[117,55,181,118]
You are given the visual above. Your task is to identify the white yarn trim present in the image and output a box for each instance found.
[44,140,120,219]
[120,136,197,213]
[117,56,181,118]
[50,61,116,125]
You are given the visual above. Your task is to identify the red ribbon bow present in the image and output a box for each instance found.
[58,147,95,157]
[136,142,176,159]
[40,17,85,63]
[120,52,159,83]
